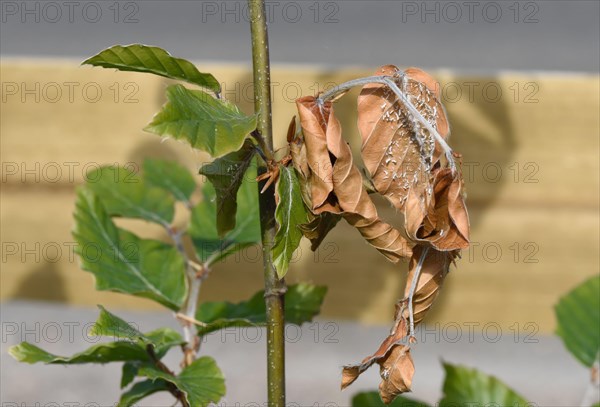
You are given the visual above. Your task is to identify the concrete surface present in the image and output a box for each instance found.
[1,0,599,73]
[0,300,591,406]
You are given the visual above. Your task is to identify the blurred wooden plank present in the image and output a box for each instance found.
[1,189,597,333]
[1,60,599,334]
[2,61,598,208]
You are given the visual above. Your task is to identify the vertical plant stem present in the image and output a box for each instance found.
[248,0,286,405]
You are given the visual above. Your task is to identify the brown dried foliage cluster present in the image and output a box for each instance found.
[289,66,470,403]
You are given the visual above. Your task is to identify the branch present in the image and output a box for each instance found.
[581,353,600,407]
[145,344,190,407]
[166,225,205,368]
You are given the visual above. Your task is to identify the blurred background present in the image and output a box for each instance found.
[1,0,599,405]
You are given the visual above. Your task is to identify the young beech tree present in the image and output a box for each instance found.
[8,1,480,405]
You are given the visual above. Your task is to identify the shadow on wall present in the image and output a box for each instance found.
[13,262,69,302]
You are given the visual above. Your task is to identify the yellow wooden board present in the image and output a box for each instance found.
[1,60,598,334]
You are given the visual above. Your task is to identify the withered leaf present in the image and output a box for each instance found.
[378,345,415,404]
[341,316,408,390]
[358,66,451,232]
[289,116,342,251]
[299,212,342,251]
[403,245,456,327]
[407,168,469,251]
[295,96,412,261]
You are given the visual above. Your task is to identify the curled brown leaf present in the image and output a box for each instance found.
[358,65,450,216]
[295,96,412,261]
[403,244,457,326]
[378,344,415,403]
[408,167,470,251]
[341,316,408,390]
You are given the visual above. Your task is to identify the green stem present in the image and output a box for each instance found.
[248,0,286,406]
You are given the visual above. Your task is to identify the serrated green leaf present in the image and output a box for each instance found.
[190,161,260,265]
[138,357,225,407]
[85,165,174,227]
[121,362,139,389]
[73,189,186,310]
[199,140,256,236]
[91,305,146,342]
[555,274,600,367]
[118,379,171,407]
[144,328,185,357]
[273,166,309,278]
[9,312,183,366]
[439,363,531,407]
[145,84,256,158]
[82,44,220,93]
[144,159,196,205]
[283,283,328,324]
[352,391,430,407]
[9,341,150,365]
[195,283,326,336]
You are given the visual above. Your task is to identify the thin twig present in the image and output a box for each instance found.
[581,353,600,407]
[175,312,208,328]
[407,247,429,340]
[145,344,190,407]
[166,226,204,367]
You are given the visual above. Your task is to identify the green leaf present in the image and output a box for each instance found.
[439,363,531,407]
[273,166,310,278]
[82,44,220,93]
[555,274,600,367]
[145,328,185,358]
[121,362,139,388]
[195,283,327,336]
[199,139,256,236]
[91,305,146,342]
[85,165,174,227]
[138,357,225,407]
[118,379,171,407]
[284,283,328,325]
[145,84,257,158]
[73,189,187,310]
[144,159,196,205]
[9,309,183,366]
[352,391,430,407]
[190,161,261,265]
[9,341,150,365]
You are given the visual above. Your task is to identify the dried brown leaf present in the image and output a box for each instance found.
[295,96,412,261]
[408,168,470,251]
[341,317,408,390]
[358,66,452,240]
[403,244,457,326]
[378,344,415,403]
[298,212,342,251]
